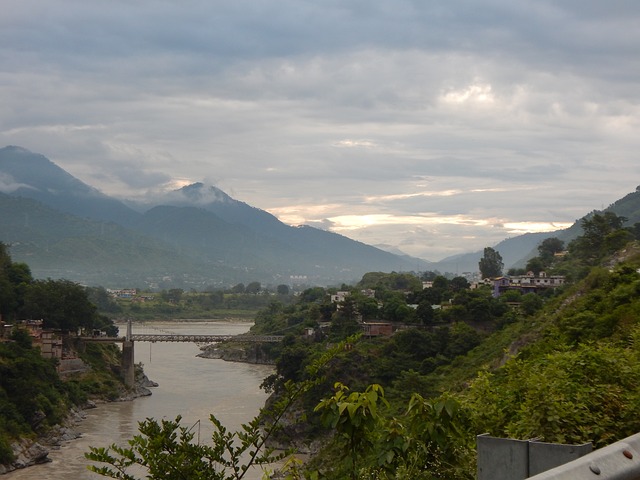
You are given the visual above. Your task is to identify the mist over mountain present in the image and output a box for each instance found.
[0,146,140,226]
[0,147,429,288]
[2,146,637,288]
[428,186,640,275]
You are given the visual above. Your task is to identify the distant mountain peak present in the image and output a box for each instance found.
[4,145,32,154]
[0,145,140,225]
[0,145,86,192]
[176,182,234,205]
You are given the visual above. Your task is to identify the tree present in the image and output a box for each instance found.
[311,384,473,479]
[314,383,389,480]
[276,284,290,295]
[571,212,629,261]
[20,279,100,332]
[479,247,504,279]
[87,287,122,314]
[353,294,379,320]
[299,287,326,303]
[463,341,640,448]
[416,299,437,325]
[450,276,470,292]
[245,281,261,294]
[162,288,184,304]
[538,237,564,265]
[381,293,413,322]
[420,270,440,281]
[520,292,544,316]
[525,256,545,275]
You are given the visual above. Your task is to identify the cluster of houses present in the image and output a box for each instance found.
[327,271,566,338]
[0,319,89,374]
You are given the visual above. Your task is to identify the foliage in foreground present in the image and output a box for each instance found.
[86,378,474,480]
[308,383,473,480]
[85,339,351,479]
[88,414,284,480]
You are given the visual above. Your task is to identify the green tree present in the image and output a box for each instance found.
[381,293,413,323]
[538,237,564,265]
[87,287,122,314]
[300,287,327,303]
[525,256,545,275]
[276,284,290,295]
[479,247,503,279]
[352,293,379,320]
[416,300,437,325]
[245,281,261,294]
[20,279,100,332]
[311,384,473,480]
[314,383,389,479]
[450,276,470,292]
[571,212,629,261]
[520,292,544,316]
[163,288,184,304]
[358,272,422,292]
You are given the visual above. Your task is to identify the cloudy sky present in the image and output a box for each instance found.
[1,1,639,261]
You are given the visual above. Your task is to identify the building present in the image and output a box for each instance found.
[107,288,137,298]
[362,322,393,337]
[492,272,566,297]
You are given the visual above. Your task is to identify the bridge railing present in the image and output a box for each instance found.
[129,334,284,343]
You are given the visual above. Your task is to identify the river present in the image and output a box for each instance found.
[5,321,275,480]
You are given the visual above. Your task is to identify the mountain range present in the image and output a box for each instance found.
[0,146,431,288]
[1,146,638,289]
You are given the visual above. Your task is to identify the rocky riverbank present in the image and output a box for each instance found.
[197,342,276,365]
[0,371,157,475]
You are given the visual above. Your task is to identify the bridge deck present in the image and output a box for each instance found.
[79,334,284,344]
[129,334,284,343]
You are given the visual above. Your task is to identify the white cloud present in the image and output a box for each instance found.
[1,0,639,261]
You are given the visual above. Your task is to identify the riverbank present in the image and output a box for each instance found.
[2,321,272,479]
[0,370,157,475]
[197,341,276,365]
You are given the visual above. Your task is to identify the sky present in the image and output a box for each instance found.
[1,1,639,261]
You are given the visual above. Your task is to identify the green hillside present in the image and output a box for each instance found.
[246,212,640,478]
[0,193,246,288]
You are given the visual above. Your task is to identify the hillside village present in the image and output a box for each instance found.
[0,320,111,377]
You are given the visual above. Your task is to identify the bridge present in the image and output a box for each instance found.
[81,321,283,388]
[129,333,284,343]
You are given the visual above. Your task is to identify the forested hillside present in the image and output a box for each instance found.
[86,211,640,479]
[252,211,640,478]
[0,244,127,468]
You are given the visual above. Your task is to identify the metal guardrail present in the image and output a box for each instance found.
[527,432,640,479]
[477,434,592,479]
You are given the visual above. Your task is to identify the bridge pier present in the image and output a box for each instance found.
[121,340,135,387]
[121,319,135,388]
